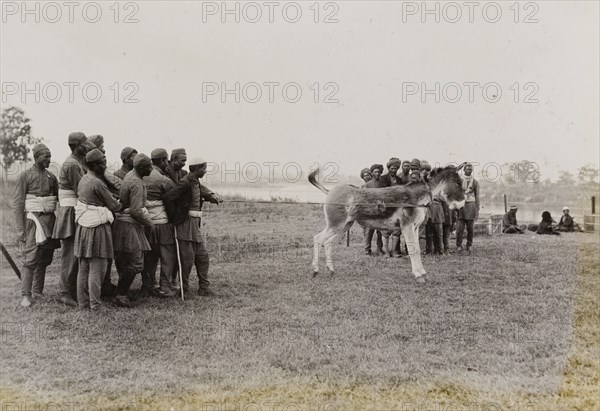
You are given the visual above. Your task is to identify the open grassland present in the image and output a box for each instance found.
[0,184,598,410]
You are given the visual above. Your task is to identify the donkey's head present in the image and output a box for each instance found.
[428,164,465,210]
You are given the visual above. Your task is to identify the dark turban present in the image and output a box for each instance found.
[370,164,384,173]
[360,168,371,178]
[386,157,401,169]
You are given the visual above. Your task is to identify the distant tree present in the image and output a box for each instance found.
[578,164,599,185]
[504,160,541,184]
[0,106,41,182]
[557,170,576,186]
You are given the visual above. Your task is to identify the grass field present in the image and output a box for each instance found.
[0,185,598,410]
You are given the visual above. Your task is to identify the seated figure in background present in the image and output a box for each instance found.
[557,206,583,232]
[536,211,560,235]
[502,205,527,234]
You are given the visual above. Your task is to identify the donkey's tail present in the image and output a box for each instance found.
[308,168,329,195]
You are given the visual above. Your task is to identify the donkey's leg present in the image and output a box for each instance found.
[402,223,427,280]
[312,228,330,275]
[323,220,354,274]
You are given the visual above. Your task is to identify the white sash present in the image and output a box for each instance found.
[75,201,114,228]
[147,200,169,224]
[189,210,203,218]
[59,189,78,207]
[25,195,57,244]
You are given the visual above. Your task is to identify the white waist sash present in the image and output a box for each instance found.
[25,194,57,213]
[147,200,169,224]
[59,189,78,207]
[25,195,57,244]
[75,200,114,228]
[189,210,203,218]
[115,207,150,225]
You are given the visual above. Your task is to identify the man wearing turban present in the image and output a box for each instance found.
[380,157,403,257]
[51,131,89,307]
[398,161,411,185]
[381,157,401,187]
[360,168,372,186]
[13,143,61,307]
[362,163,388,256]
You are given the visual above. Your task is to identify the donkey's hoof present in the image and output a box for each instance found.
[312,270,319,278]
[327,269,335,276]
[415,276,426,284]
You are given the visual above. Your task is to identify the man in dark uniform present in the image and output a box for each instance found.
[114,147,137,180]
[112,154,154,307]
[141,148,177,297]
[398,160,411,185]
[363,164,387,256]
[163,157,222,297]
[52,132,88,306]
[380,157,401,187]
[381,158,402,258]
[13,144,60,307]
[74,149,122,310]
[164,148,188,183]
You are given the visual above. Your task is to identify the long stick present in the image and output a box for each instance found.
[173,227,184,301]
[1,240,21,280]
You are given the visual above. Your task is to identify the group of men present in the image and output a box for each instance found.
[358,158,480,257]
[13,132,221,309]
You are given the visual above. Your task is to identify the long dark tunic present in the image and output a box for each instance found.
[74,171,122,258]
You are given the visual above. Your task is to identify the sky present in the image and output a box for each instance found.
[1,1,598,183]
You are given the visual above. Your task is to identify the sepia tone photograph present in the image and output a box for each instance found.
[0,1,599,410]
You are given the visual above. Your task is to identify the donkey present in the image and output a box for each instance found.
[309,165,466,282]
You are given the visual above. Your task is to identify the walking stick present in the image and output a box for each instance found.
[173,227,185,301]
[0,240,21,280]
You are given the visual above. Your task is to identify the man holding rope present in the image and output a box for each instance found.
[163,157,222,297]
[13,143,61,307]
